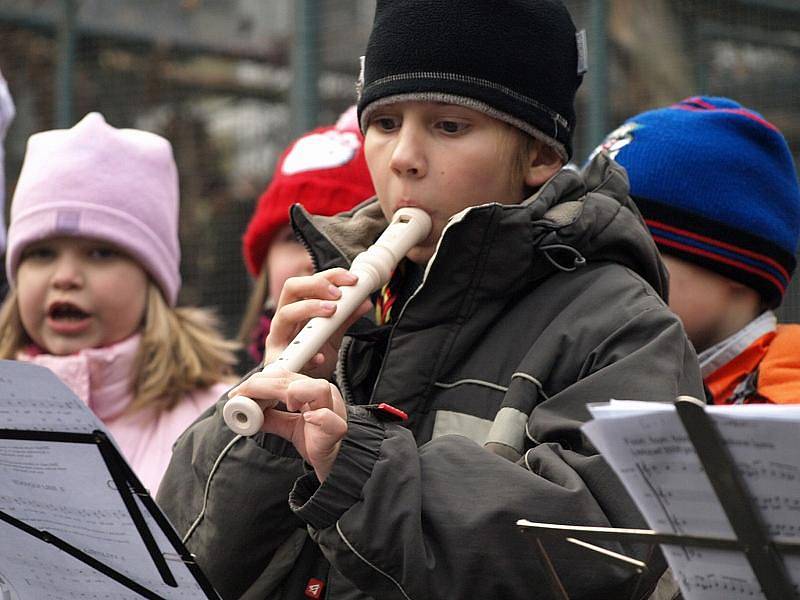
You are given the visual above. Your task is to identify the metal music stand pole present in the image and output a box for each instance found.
[516,396,800,600]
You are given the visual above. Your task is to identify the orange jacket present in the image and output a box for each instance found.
[706,324,800,404]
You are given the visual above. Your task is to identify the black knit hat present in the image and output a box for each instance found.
[357,0,586,160]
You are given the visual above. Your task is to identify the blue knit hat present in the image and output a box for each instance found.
[598,96,800,307]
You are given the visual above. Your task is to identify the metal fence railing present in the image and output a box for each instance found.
[2,0,799,334]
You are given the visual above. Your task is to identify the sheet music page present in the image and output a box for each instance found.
[0,517,145,600]
[0,360,216,598]
[0,360,104,433]
[134,493,218,596]
[581,401,800,600]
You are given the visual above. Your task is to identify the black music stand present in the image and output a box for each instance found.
[516,397,800,600]
[0,359,219,599]
[0,428,218,599]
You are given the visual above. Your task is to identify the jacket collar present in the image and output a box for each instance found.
[698,311,777,378]
[18,334,140,421]
[291,153,668,303]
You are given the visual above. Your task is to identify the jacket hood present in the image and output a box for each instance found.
[291,152,669,301]
[526,152,669,298]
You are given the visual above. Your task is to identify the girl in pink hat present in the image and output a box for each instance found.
[0,112,238,495]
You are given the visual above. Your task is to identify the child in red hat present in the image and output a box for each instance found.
[238,106,375,367]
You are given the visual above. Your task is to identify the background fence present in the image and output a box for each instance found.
[2,0,799,338]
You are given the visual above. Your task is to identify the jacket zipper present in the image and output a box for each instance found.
[296,204,476,407]
[294,222,322,274]
[291,206,355,275]
[365,208,473,404]
[336,336,356,404]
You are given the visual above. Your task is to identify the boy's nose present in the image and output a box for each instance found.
[389,126,427,178]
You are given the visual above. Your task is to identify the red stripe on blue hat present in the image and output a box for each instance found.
[651,234,787,294]
[679,97,715,110]
[671,97,779,133]
[647,218,790,282]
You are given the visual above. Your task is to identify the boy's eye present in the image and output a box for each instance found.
[436,120,468,134]
[370,116,399,132]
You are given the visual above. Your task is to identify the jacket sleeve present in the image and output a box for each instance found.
[156,397,308,600]
[288,307,704,600]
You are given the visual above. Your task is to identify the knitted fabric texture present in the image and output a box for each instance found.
[6,112,181,305]
[242,106,375,276]
[357,0,584,160]
[604,96,800,307]
[0,69,14,254]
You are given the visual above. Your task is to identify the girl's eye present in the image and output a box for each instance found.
[21,247,55,261]
[88,246,119,259]
[437,120,467,134]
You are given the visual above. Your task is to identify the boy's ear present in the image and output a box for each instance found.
[523,141,563,188]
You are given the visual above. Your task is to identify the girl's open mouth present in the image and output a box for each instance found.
[46,302,92,334]
[49,302,90,320]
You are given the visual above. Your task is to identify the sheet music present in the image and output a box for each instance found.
[133,492,216,596]
[0,361,103,433]
[0,360,216,598]
[0,517,151,600]
[582,400,800,600]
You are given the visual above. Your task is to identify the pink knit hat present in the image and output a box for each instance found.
[6,112,181,305]
[0,68,14,254]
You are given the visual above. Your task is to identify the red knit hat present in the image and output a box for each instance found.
[242,106,375,275]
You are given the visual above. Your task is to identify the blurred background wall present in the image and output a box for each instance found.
[1,0,799,336]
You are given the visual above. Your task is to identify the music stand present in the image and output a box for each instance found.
[0,360,218,599]
[516,397,800,600]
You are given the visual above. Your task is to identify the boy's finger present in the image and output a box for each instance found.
[270,299,336,332]
[261,408,301,440]
[302,408,348,438]
[269,299,337,338]
[227,366,300,401]
[285,378,334,413]
[320,267,359,287]
[278,269,358,307]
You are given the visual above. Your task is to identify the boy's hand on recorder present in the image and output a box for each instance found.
[264,268,372,380]
[228,367,347,482]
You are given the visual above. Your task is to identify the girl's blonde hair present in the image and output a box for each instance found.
[0,282,239,413]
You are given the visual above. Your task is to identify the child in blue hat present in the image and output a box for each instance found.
[600,96,800,405]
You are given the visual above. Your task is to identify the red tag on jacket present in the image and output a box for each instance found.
[305,578,325,599]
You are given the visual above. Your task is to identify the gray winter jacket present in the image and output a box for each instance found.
[157,154,703,600]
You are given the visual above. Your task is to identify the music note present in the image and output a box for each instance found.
[0,360,214,597]
[584,400,800,600]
